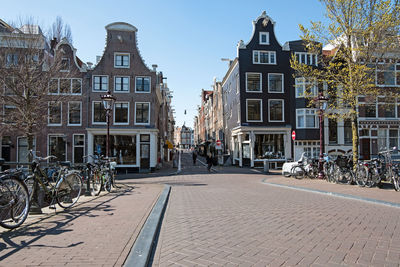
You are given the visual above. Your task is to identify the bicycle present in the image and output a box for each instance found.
[86,155,117,193]
[332,154,355,184]
[323,154,335,183]
[24,150,83,209]
[290,157,318,179]
[0,158,30,229]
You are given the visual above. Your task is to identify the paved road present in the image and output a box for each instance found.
[146,152,400,266]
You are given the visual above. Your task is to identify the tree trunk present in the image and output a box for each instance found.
[352,113,359,165]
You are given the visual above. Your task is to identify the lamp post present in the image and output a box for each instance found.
[315,92,329,179]
[101,90,116,158]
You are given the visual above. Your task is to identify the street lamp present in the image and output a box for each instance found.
[101,90,116,158]
[315,92,329,179]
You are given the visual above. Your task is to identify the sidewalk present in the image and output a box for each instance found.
[0,181,164,266]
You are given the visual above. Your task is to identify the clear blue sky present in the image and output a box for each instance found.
[1,0,327,128]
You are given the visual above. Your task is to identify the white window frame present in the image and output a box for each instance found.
[68,101,82,126]
[268,73,284,93]
[295,52,318,66]
[295,77,318,98]
[135,76,151,93]
[114,52,130,68]
[134,102,151,125]
[245,72,262,92]
[114,76,130,93]
[236,74,240,94]
[246,99,263,122]
[48,78,60,95]
[72,134,85,164]
[92,101,107,125]
[375,63,399,87]
[113,102,130,125]
[92,75,109,92]
[253,50,276,65]
[48,102,62,126]
[3,105,16,124]
[296,108,319,129]
[268,99,284,122]
[71,78,82,95]
[48,134,67,162]
[259,32,269,45]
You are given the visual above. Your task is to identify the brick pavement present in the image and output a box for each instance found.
[146,153,400,266]
[0,182,163,267]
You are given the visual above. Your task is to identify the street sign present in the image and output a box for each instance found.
[216,140,221,146]
[292,131,296,141]
[216,140,222,150]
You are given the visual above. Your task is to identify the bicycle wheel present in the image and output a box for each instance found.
[0,177,30,229]
[342,171,354,185]
[291,165,305,179]
[355,165,368,187]
[392,172,400,191]
[90,170,102,196]
[56,173,82,209]
[104,171,112,192]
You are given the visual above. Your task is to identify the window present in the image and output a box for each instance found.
[71,79,82,94]
[296,109,318,128]
[60,58,70,72]
[114,76,129,92]
[6,53,18,67]
[295,77,317,98]
[295,52,317,66]
[93,76,108,91]
[246,73,262,92]
[389,129,398,149]
[25,54,39,64]
[268,74,284,93]
[68,102,81,125]
[93,101,106,124]
[344,119,352,145]
[73,134,85,164]
[49,78,82,95]
[48,135,66,162]
[246,99,262,122]
[135,102,150,124]
[135,77,151,92]
[17,137,35,163]
[378,97,395,118]
[114,53,130,68]
[48,102,62,125]
[259,32,269,45]
[269,99,284,122]
[4,77,16,96]
[376,63,399,87]
[3,105,16,124]
[253,50,276,64]
[329,118,338,144]
[114,102,129,124]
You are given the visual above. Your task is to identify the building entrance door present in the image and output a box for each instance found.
[140,144,150,169]
[360,138,370,160]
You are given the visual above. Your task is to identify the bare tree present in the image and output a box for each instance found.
[47,16,73,44]
[0,18,75,156]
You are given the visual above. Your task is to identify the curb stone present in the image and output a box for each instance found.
[261,177,400,209]
[124,185,171,267]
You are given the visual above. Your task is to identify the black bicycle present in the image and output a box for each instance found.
[0,158,30,229]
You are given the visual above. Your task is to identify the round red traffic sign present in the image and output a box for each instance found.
[216,140,221,145]
[291,131,296,141]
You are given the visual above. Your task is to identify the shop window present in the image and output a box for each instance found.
[94,135,137,164]
[254,134,284,159]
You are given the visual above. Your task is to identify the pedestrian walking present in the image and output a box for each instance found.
[192,150,197,165]
[206,152,212,172]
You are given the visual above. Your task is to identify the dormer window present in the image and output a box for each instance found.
[295,52,318,66]
[114,53,130,68]
[259,32,269,45]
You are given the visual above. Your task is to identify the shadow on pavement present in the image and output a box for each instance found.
[0,185,134,261]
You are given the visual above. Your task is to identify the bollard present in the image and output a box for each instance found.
[263,159,269,174]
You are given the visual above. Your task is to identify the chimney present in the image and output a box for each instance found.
[152,64,158,71]
[50,37,58,50]
[87,62,93,69]
[96,56,101,64]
